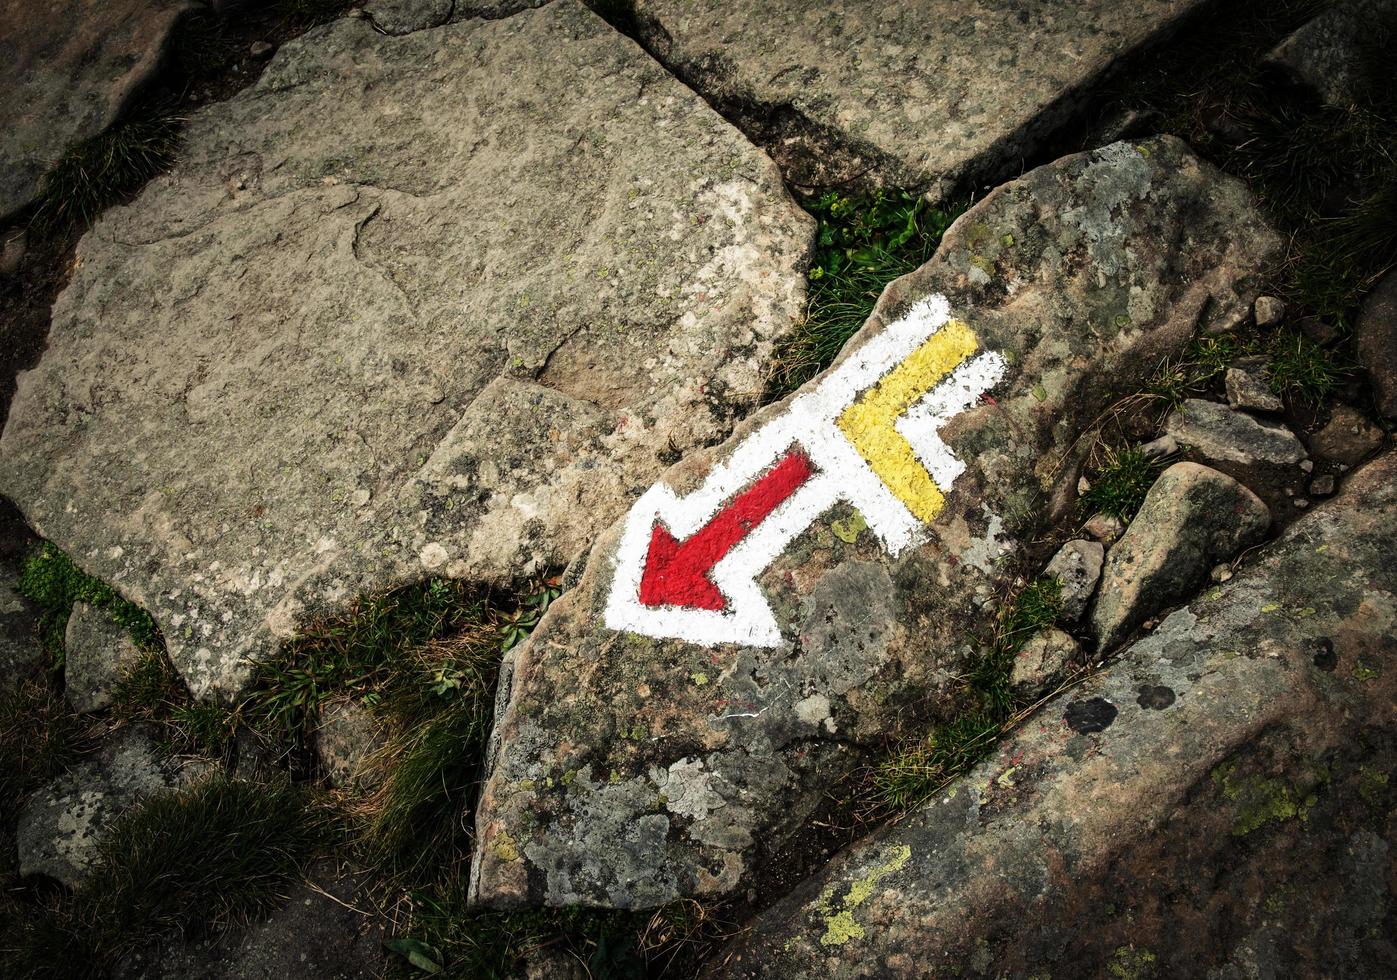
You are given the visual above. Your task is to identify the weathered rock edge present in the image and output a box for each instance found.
[623,0,1216,195]
[712,452,1397,979]
[469,137,1281,909]
[0,0,812,700]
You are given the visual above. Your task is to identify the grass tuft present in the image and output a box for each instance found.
[3,776,334,977]
[1266,330,1344,402]
[766,189,960,398]
[1083,447,1163,521]
[30,113,182,232]
[868,576,1062,815]
[18,542,160,666]
[0,677,89,824]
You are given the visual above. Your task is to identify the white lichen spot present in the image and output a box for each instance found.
[419,542,449,569]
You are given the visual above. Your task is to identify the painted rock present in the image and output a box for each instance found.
[0,1,812,699]
[468,136,1282,909]
[713,452,1397,978]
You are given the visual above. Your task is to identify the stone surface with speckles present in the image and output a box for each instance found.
[16,726,186,888]
[626,0,1219,194]
[63,600,143,713]
[714,451,1397,979]
[1092,462,1271,651]
[363,0,549,35]
[469,137,1281,909]
[0,1,812,700]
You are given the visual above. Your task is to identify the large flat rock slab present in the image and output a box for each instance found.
[0,0,194,220]
[469,137,1281,909]
[0,1,812,699]
[627,0,1210,194]
[714,452,1397,978]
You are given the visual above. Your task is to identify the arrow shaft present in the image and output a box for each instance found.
[680,449,813,563]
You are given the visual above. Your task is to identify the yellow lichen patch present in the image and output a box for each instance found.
[837,319,979,523]
[814,843,913,947]
[490,830,520,863]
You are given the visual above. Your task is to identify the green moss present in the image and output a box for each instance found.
[1108,944,1158,980]
[766,189,962,398]
[18,542,160,665]
[1212,763,1315,836]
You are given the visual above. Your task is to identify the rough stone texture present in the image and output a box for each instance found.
[364,0,550,35]
[1165,398,1308,467]
[627,0,1216,195]
[1224,357,1283,413]
[16,727,184,888]
[0,0,194,220]
[316,699,384,789]
[1268,0,1397,107]
[1357,270,1397,418]
[63,601,142,713]
[713,452,1397,979]
[1252,295,1285,328]
[469,137,1281,909]
[1044,539,1103,622]
[1308,405,1386,466]
[0,2,812,700]
[1008,627,1080,698]
[1092,462,1270,650]
[0,555,43,687]
[144,866,386,979]
[1083,512,1125,544]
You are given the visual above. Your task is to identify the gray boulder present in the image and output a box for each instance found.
[0,2,812,700]
[469,137,1281,909]
[16,727,184,888]
[63,601,142,713]
[1307,404,1386,466]
[1043,539,1104,622]
[713,451,1397,979]
[1224,357,1283,413]
[1267,0,1397,108]
[1357,270,1397,418]
[1092,462,1270,650]
[1165,398,1307,467]
[0,0,195,220]
[1009,628,1081,699]
[628,0,1227,194]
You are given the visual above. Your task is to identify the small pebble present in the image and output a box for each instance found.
[1294,498,1310,509]
[1139,434,1177,459]
[1253,295,1285,328]
[1084,513,1124,543]
[1210,563,1234,583]
[1077,475,1091,495]
[1309,474,1336,497]
[250,41,276,59]
[1300,459,1314,473]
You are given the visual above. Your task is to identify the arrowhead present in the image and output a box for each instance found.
[638,523,727,611]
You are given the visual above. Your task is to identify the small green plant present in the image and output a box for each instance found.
[1148,333,1251,404]
[18,542,160,663]
[1266,331,1343,402]
[1083,447,1163,520]
[868,576,1062,814]
[3,776,334,977]
[767,189,960,397]
[30,112,182,232]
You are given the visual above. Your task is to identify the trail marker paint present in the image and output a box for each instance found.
[605,295,1006,647]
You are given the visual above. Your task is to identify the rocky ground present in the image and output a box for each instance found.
[1,1,1394,978]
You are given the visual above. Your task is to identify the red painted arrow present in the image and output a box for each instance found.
[639,449,814,610]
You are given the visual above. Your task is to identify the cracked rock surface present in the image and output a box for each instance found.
[0,0,812,699]
[469,137,1281,909]
[714,451,1397,979]
[626,0,1216,194]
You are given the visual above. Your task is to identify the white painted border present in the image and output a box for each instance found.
[603,295,1005,647]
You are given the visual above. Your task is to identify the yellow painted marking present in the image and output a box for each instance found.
[836,318,979,522]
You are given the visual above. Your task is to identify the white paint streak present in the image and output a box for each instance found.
[604,295,1005,647]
